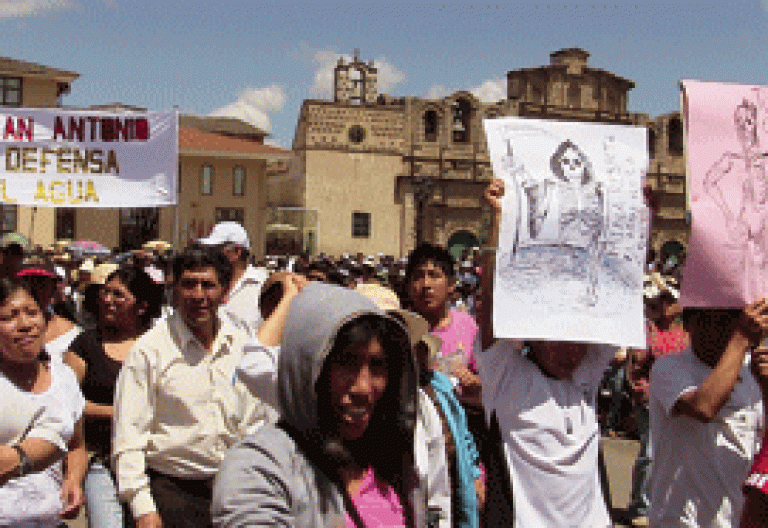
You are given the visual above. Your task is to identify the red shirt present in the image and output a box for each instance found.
[745,430,768,496]
[628,320,690,403]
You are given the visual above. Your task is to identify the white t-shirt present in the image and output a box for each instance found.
[476,339,614,528]
[237,336,281,411]
[44,325,82,362]
[416,388,451,528]
[0,357,85,527]
[220,265,268,338]
[649,349,763,528]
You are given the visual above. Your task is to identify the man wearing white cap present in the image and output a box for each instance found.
[197,221,268,337]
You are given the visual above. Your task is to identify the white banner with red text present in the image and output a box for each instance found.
[0,108,177,207]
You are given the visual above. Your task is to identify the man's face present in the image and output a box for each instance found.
[175,267,225,332]
[529,340,590,380]
[408,261,454,316]
[218,244,240,265]
[685,309,741,366]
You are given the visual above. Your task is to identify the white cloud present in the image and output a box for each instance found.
[208,84,286,134]
[309,48,339,99]
[0,0,74,18]
[309,48,405,99]
[375,58,406,94]
[471,78,506,103]
[427,84,451,100]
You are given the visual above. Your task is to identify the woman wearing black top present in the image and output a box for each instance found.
[64,266,162,528]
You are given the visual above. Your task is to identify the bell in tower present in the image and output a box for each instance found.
[333,49,378,104]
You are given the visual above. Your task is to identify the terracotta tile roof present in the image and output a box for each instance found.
[179,127,289,158]
[0,56,79,81]
[179,114,269,138]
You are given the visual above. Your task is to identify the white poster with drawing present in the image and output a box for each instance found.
[484,117,648,347]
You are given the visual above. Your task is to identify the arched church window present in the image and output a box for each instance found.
[424,110,438,142]
[668,117,683,156]
[452,98,471,144]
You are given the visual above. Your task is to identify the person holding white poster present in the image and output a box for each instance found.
[483,116,647,349]
[476,179,615,528]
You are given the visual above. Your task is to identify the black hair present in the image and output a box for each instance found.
[0,277,37,308]
[172,246,232,289]
[3,243,23,256]
[315,313,415,499]
[104,266,164,328]
[306,260,332,276]
[258,280,284,320]
[404,242,454,285]
[550,139,593,185]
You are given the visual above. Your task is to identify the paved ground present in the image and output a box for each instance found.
[64,436,641,528]
[603,436,642,526]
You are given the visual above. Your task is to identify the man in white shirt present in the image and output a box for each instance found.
[649,303,768,528]
[478,179,615,527]
[197,221,268,337]
[112,247,268,528]
[478,339,616,527]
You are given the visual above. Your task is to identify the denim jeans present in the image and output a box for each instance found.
[629,405,651,516]
[84,460,125,528]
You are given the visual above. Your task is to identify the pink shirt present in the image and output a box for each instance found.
[345,467,405,528]
[431,309,479,372]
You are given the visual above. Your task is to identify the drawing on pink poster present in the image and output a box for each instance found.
[681,80,768,307]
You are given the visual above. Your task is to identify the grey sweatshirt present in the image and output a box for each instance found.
[212,282,426,527]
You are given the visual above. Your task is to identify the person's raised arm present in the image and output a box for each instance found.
[257,274,306,347]
[674,300,768,423]
[479,179,504,351]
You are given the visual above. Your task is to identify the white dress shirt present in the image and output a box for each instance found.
[220,264,269,338]
[112,311,269,519]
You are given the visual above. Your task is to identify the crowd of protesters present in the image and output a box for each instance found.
[2,179,768,527]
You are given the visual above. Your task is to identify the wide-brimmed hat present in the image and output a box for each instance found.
[643,272,679,300]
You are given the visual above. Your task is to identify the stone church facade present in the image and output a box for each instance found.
[284,48,688,260]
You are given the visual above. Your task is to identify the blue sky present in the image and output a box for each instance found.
[3,1,768,147]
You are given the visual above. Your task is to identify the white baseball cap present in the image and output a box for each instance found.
[197,222,250,250]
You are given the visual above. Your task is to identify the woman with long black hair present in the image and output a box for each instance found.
[64,266,162,528]
[213,282,425,527]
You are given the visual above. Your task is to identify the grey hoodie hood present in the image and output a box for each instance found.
[277,282,418,441]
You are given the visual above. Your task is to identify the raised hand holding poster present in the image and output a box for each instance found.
[680,80,768,307]
[484,117,648,347]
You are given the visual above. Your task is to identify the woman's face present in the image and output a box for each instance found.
[0,288,45,364]
[559,146,585,183]
[99,277,140,328]
[326,337,389,442]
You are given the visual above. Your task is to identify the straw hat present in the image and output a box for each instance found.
[91,263,119,285]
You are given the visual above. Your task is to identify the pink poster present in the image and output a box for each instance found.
[681,80,768,307]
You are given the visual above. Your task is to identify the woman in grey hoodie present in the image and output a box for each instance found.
[212,282,426,527]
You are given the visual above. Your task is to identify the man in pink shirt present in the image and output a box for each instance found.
[405,243,481,403]
[405,242,486,518]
